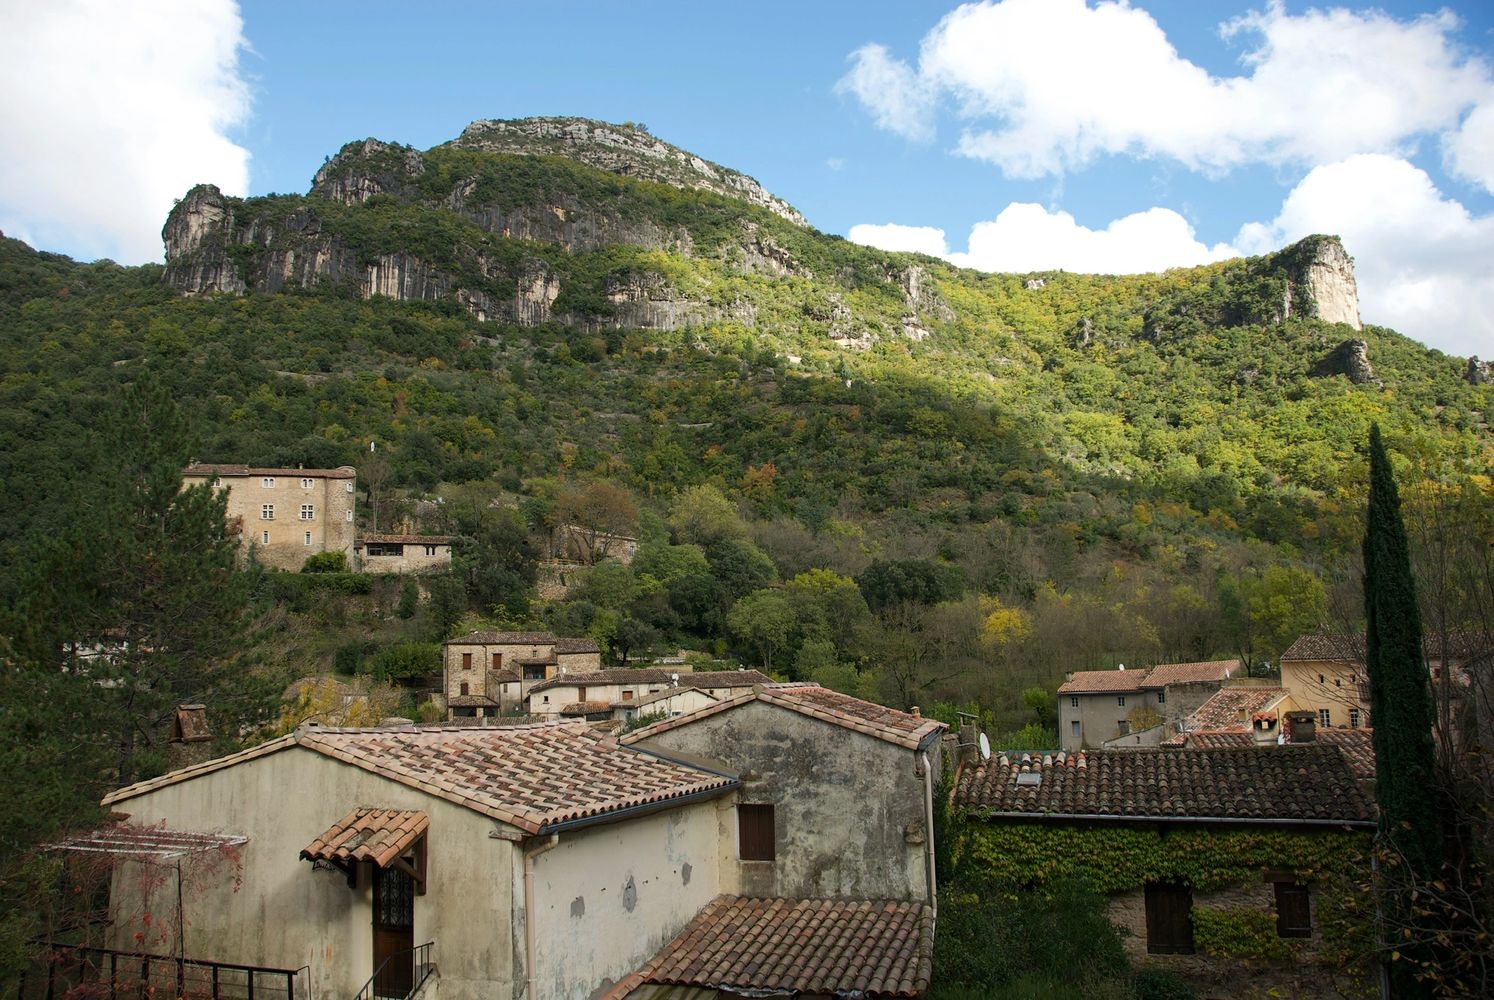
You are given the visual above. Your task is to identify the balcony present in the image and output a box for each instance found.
[19,943,307,1000]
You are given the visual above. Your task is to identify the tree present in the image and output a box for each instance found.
[726,589,796,673]
[668,484,747,548]
[611,616,658,666]
[359,450,393,532]
[857,558,965,613]
[1363,424,1442,998]
[550,480,638,564]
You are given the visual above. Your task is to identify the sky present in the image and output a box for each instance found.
[1,1,1492,358]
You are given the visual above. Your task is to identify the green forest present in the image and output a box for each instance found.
[1,138,1491,972]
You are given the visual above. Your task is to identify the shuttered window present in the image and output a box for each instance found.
[1144,882,1194,954]
[1274,882,1312,938]
[738,804,775,861]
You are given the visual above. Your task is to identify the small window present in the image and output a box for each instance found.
[424,545,437,556]
[1334,678,1342,687]
[262,477,276,488]
[1156,689,1166,704]
[459,682,469,697]
[622,690,634,701]
[1318,708,1331,727]
[1145,882,1194,954]
[346,510,354,522]
[303,531,312,546]
[491,653,502,670]
[577,686,588,701]
[261,530,270,545]
[542,695,549,703]
[261,504,275,520]
[1117,695,1126,707]
[1274,882,1311,938]
[1349,708,1361,729]
[301,477,314,489]
[345,482,355,493]
[1070,720,1081,737]
[1070,696,1079,708]
[1319,673,1325,684]
[462,653,472,670]
[738,803,775,861]
[300,504,315,520]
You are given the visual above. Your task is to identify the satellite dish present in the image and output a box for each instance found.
[978,733,991,761]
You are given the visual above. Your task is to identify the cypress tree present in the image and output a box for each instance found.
[1363,423,1442,995]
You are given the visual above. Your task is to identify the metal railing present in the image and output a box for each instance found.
[18,943,306,1000]
[351,943,433,1000]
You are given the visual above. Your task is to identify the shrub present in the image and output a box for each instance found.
[302,551,349,573]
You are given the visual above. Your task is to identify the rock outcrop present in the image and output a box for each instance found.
[451,117,805,226]
[1283,236,1362,329]
[1465,357,1492,386]
[1310,338,1380,385]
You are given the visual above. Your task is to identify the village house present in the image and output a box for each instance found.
[49,688,943,1000]
[524,668,772,721]
[1059,659,1239,751]
[622,683,946,904]
[354,533,453,574]
[182,463,357,572]
[1278,634,1374,730]
[953,742,1375,994]
[551,523,638,565]
[441,632,602,719]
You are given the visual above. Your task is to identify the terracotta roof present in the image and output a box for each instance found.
[622,683,946,751]
[1057,669,1148,694]
[444,630,557,645]
[359,534,453,545]
[622,688,719,710]
[1318,728,1377,780]
[446,694,499,707]
[1177,730,1256,749]
[529,668,773,696]
[1141,659,1239,687]
[300,808,427,868]
[555,638,601,654]
[184,463,355,480]
[1280,634,1367,662]
[488,668,520,684]
[560,701,613,715]
[627,896,933,998]
[103,722,737,835]
[1185,687,1289,730]
[954,746,1374,826]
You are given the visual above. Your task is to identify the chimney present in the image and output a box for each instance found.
[910,706,921,718]
[1284,710,1317,743]
[1252,712,1278,746]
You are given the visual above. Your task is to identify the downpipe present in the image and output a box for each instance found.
[523,833,560,999]
[920,750,938,931]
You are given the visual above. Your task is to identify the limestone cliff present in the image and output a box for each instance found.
[1281,236,1362,329]
[450,117,805,226]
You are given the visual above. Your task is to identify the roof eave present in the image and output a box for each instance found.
[966,809,1375,829]
[536,779,741,835]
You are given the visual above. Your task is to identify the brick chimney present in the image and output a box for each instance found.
[1284,710,1317,743]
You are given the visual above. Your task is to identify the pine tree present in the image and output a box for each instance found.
[1363,423,1442,996]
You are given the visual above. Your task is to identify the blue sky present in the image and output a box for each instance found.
[2,1,1492,356]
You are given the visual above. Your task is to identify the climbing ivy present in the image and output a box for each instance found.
[1193,907,1302,962]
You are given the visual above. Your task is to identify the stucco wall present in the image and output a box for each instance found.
[105,746,516,1000]
[358,545,451,575]
[634,700,933,902]
[1062,689,1156,751]
[1280,660,1370,728]
[521,798,731,1000]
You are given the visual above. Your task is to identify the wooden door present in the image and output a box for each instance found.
[1144,882,1194,954]
[373,865,415,998]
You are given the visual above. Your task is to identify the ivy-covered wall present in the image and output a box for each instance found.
[954,820,1377,994]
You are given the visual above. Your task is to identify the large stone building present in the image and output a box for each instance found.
[1058,659,1239,751]
[441,632,603,719]
[182,463,356,572]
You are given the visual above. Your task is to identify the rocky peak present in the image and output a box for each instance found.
[311,138,425,205]
[1310,338,1380,386]
[450,117,806,226]
[1467,357,1492,386]
[1283,236,1361,330]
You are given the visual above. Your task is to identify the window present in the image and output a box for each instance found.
[1156,689,1166,704]
[1319,673,1325,684]
[491,652,502,670]
[1318,708,1331,727]
[261,530,270,545]
[577,686,588,701]
[1349,708,1361,728]
[738,803,775,861]
[523,664,545,681]
[1117,695,1127,707]
[1144,883,1194,954]
[261,504,275,520]
[366,543,404,557]
[459,682,469,697]
[262,477,276,488]
[424,545,438,556]
[1274,882,1311,938]
[1070,696,1079,708]
[1070,720,1081,738]
[622,690,634,701]
[345,482,355,493]
[300,504,315,520]
[462,653,472,670]
[303,531,312,546]
[301,477,314,489]
[542,695,550,704]
[346,510,354,522]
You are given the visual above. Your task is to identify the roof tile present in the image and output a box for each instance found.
[300,807,428,868]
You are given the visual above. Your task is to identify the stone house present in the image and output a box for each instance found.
[441,632,602,719]
[182,463,356,572]
[525,668,772,721]
[622,683,946,904]
[613,687,720,727]
[57,699,939,999]
[1059,659,1238,751]
[354,534,453,574]
[551,524,638,565]
[953,744,1375,994]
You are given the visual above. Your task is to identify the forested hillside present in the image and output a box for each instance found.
[1,121,1490,742]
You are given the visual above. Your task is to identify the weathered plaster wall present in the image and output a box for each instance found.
[522,797,732,999]
[107,746,516,1000]
[182,471,356,572]
[635,700,933,901]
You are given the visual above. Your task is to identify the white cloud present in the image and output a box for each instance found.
[848,222,950,258]
[1446,94,1494,192]
[0,0,251,264]
[842,0,1494,186]
[1235,154,1494,358]
[851,204,1234,275]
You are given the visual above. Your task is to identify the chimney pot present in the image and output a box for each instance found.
[910,706,921,718]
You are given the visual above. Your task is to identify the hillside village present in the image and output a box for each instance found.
[1,114,1491,1000]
